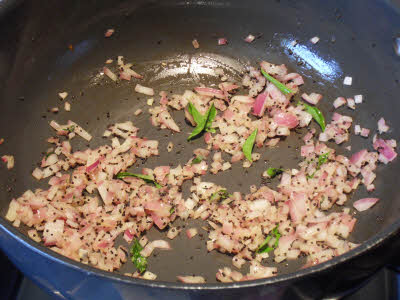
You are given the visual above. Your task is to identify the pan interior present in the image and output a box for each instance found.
[1,0,400,283]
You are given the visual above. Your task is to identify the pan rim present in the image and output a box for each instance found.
[0,215,399,290]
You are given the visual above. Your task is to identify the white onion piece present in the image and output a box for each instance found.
[343,76,352,85]
[310,36,320,44]
[64,102,71,111]
[360,128,370,137]
[354,94,363,103]
[122,67,143,79]
[167,227,180,239]
[103,67,118,81]
[49,120,63,131]
[177,276,206,283]
[58,92,68,100]
[32,168,43,180]
[142,271,157,280]
[139,236,148,247]
[135,84,154,96]
[117,56,124,66]
[167,142,174,153]
[354,125,361,135]
[43,153,58,167]
[347,98,355,110]
[28,229,41,243]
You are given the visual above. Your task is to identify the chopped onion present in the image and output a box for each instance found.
[301,93,322,105]
[333,97,346,108]
[310,36,320,44]
[7,57,397,280]
[64,102,71,111]
[142,271,157,280]
[353,198,379,212]
[354,125,361,135]
[135,84,154,96]
[373,138,397,163]
[244,34,256,43]
[377,118,389,134]
[32,168,43,180]
[147,98,154,106]
[177,276,205,283]
[58,92,68,100]
[167,227,180,239]
[347,98,355,110]
[186,228,198,239]
[354,95,363,104]
[1,155,14,169]
[167,142,174,153]
[68,121,92,141]
[252,93,267,116]
[103,67,118,81]
[192,39,200,49]
[343,76,352,86]
[28,229,41,243]
[360,128,370,138]
[194,87,225,99]
[218,38,228,45]
[104,29,115,38]
[141,240,171,257]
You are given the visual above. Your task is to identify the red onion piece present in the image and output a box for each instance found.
[252,93,267,117]
[273,112,299,129]
[353,198,379,212]
[373,138,397,163]
[86,159,100,173]
[218,38,228,45]
[301,92,322,105]
[194,87,225,99]
[333,97,346,108]
[377,118,389,134]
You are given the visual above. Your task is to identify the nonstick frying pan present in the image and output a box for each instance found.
[0,0,400,299]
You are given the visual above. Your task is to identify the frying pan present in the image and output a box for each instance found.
[0,0,400,299]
